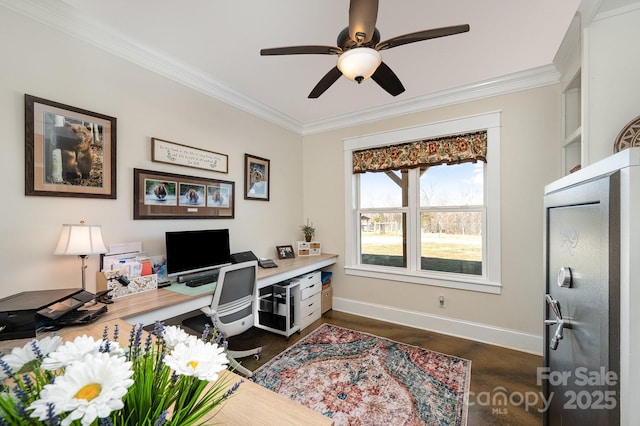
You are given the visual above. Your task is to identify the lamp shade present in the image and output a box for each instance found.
[336,47,382,82]
[54,223,107,256]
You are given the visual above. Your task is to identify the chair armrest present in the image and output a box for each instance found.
[200,306,214,316]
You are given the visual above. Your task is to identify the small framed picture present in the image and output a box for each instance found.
[245,154,270,201]
[276,245,295,259]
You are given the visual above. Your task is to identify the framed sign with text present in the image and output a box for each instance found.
[151,137,228,173]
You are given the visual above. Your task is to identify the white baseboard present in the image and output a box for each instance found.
[332,297,543,356]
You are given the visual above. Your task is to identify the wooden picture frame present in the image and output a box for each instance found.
[134,168,234,219]
[151,137,228,173]
[276,245,296,259]
[244,154,270,201]
[25,94,117,198]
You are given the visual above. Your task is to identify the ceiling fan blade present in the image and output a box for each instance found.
[371,62,405,96]
[308,66,343,98]
[376,24,470,51]
[349,0,378,44]
[260,45,342,56]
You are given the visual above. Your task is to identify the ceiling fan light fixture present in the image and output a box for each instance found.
[337,47,382,83]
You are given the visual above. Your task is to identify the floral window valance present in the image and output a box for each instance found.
[352,130,487,174]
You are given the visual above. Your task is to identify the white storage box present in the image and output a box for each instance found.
[296,241,321,256]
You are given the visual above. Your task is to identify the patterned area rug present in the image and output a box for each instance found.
[250,323,471,426]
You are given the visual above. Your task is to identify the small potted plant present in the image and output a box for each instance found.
[300,219,316,242]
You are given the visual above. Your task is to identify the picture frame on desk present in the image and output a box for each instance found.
[276,245,295,259]
[133,168,235,219]
[24,94,117,199]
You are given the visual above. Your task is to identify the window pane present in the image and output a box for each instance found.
[420,211,482,276]
[360,171,406,208]
[360,212,406,267]
[420,162,484,207]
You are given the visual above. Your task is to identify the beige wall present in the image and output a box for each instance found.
[1,7,564,351]
[303,86,563,342]
[584,5,640,165]
[0,9,302,298]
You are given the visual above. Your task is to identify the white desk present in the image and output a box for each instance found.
[108,253,337,326]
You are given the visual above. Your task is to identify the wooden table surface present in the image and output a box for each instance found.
[3,319,333,425]
[0,255,338,425]
[100,253,338,324]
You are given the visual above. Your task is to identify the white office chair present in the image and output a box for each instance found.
[198,260,261,377]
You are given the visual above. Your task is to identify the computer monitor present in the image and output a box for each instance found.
[165,229,231,279]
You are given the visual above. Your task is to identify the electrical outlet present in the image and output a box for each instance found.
[439,295,445,308]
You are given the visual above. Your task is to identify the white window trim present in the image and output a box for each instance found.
[343,111,502,294]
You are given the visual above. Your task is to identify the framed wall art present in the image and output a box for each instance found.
[24,94,117,198]
[151,137,228,173]
[134,168,234,219]
[244,154,270,201]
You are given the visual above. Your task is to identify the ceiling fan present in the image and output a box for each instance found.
[260,0,469,98]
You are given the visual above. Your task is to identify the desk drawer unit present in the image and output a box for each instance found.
[299,292,321,330]
[297,271,321,299]
[294,271,322,330]
[299,291,321,318]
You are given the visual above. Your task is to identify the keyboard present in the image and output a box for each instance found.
[185,278,213,287]
[185,270,219,287]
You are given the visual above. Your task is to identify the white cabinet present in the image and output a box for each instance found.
[299,293,321,330]
[292,271,322,331]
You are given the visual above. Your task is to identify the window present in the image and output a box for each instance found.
[344,112,501,294]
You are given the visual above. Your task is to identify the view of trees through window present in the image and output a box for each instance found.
[359,162,484,276]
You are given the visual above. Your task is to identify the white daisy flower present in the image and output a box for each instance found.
[29,352,134,426]
[0,335,62,377]
[41,335,122,371]
[162,325,196,348]
[164,339,228,381]
[35,335,64,357]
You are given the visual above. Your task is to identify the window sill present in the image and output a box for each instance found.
[344,265,502,294]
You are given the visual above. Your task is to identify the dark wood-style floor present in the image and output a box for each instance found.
[171,310,544,426]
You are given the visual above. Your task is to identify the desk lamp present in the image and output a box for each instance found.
[54,221,107,290]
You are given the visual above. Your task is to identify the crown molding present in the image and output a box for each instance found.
[0,0,304,134]
[2,0,561,137]
[302,65,561,135]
